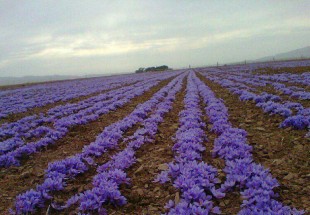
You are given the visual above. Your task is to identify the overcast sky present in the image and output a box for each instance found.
[0,0,309,77]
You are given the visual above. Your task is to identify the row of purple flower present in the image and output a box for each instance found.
[8,70,305,214]
[11,73,186,214]
[0,71,180,167]
[0,73,150,119]
[199,70,309,132]
[219,70,310,100]
[156,71,304,214]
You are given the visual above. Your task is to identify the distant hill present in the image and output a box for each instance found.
[0,75,80,86]
[0,74,116,86]
[256,46,310,62]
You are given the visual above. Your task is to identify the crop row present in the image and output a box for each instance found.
[218,70,310,99]
[0,72,186,119]
[0,74,147,119]
[193,75,303,214]
[157,71,304,214]
[11,72,186,214]
[2,70,306,214]
[213,59,310,74]
[199,70,309,132]
[0,71,180,167]
[156,71,223,214]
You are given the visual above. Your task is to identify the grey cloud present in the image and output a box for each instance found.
[0,0,309,77]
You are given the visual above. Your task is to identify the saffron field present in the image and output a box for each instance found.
[0,60,309,214]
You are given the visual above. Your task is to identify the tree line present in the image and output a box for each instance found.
[135,65,170,73]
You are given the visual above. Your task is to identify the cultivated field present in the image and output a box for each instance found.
[0,60,309,215]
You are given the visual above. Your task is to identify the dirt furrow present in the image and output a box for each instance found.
[106,78,186,215]
[198,91,242,215]
[256,84,309,108]
[47,83,179,214]
[253,66,310,75]
[207,73,309,108]
[197,72,309,212]
[0,77,176,213]
[44,121,145,215]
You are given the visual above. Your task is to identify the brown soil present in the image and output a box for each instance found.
[214,73,310,108]
[46,120,146,215]
[256,84,309,108]
[199,93,242,215]
[1,68,309,215]
[197,72,310,212]
[106,78,186,215]
[253,66,310,75]
[0,77,175,213]
[45,80,185,214]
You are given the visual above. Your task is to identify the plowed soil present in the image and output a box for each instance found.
[0,68,309,215]
[197,73,309,212]
[0,77,175,213]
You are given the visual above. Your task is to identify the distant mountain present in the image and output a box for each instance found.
[256,46,310,62]
[0,75,80,86]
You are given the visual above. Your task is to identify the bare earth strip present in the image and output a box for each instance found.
[197,83,242,215]
[197,72,309,212]
[218,76,310,108]
[253,66,310,75]
[254,84,309,108]
[106,78,187,214]
[47,114,147,214]
[46,80,183,214]
[0,77,175,212]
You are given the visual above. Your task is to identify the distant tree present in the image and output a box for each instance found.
[145,67,156,72]
[135,68,144,73]
[135,65,170,73]
[155,65,168,71]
